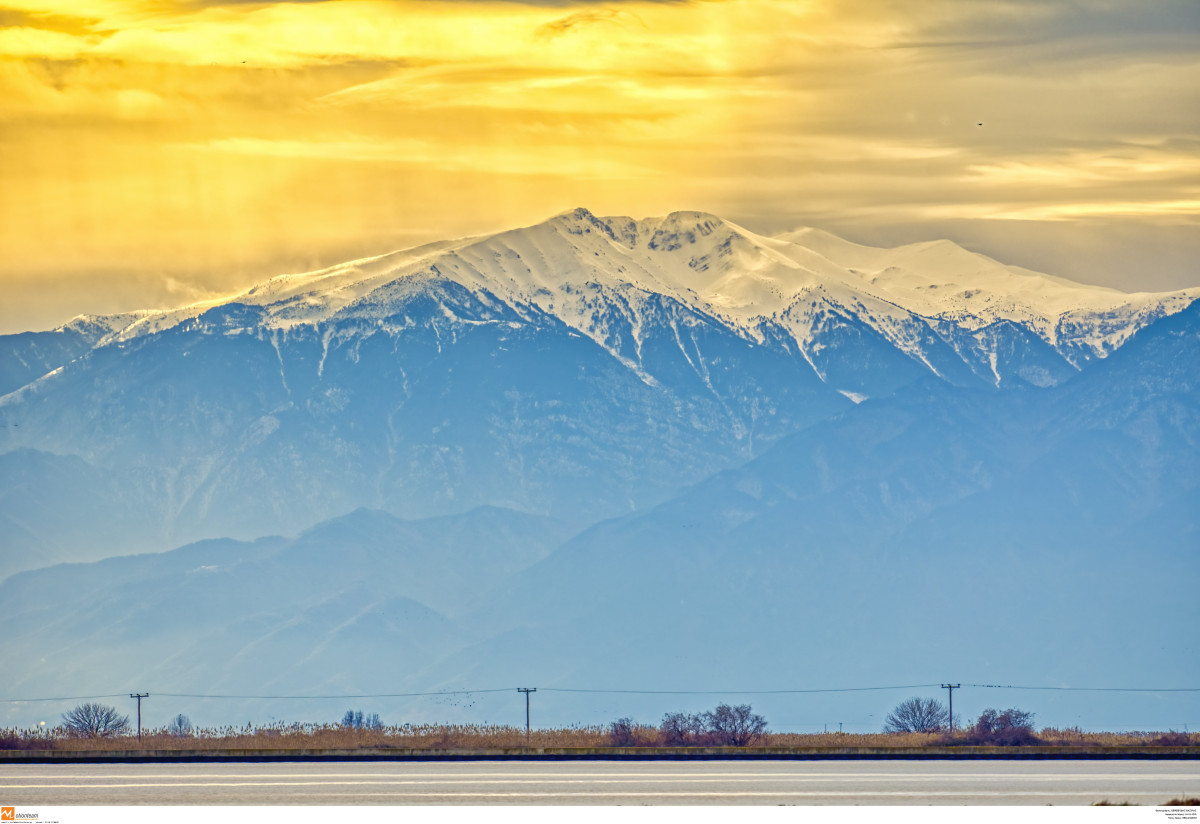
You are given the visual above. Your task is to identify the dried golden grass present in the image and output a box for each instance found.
[1035,728,1200,747]
[4,724,1196,752]
[3,723,609,752]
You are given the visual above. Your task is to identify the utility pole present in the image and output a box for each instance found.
[941,684,960,733]
[517,688,536,735]
[130,693,149,743]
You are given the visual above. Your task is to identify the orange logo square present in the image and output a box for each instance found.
[1,807,15,821]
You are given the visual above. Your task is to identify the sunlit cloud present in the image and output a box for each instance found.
[0,25,94,57]
[959,200,1200,222]
[189,135,660,179]
[1,0,1198,333]
[967,148,1200,188]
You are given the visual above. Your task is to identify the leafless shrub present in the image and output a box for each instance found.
[1147,732,1192,746]
[702,704,768,746]
[609,717,636,746]
[947,707,1039,746]
[167,714,193,737]
[606,718,661,747]
[658,705,767,746]
[660,711,706,746]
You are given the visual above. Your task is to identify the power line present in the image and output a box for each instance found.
[0,693,130,704]
[2,683,1197,704]
[0,689,517,704]
[542,685,944,695]
[154,688,521,700]
[964,684,1200,693]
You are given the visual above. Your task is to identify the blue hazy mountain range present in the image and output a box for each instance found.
[0,210,1196,731]
[1,209,1194,576]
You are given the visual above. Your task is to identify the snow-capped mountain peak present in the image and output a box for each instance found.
[44,208,1198,387]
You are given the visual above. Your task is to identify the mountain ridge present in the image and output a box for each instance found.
[0,209,1196,578]
[11,208,1197,391]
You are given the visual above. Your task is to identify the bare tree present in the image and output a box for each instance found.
[660,711,705,746]
[702,704,768,746]
[884,697,949,733]
[340,710,383,730]
[61,703,130,738]
[167,714,194,737]
[660,705,768,746]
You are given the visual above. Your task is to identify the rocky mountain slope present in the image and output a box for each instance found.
[0,290,1195,731]
[1,209,1194,578]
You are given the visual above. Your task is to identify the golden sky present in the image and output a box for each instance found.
[1,0,1198,333]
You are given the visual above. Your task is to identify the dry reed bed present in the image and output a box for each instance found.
[3,724,1196,752]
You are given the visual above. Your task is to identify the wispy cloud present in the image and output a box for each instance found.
[536,9,630,38]
[188,134,664,179]
[2,0,1198,333]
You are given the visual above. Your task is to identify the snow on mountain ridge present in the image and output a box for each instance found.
[44,208,1198,379]
[771,226,1196,345]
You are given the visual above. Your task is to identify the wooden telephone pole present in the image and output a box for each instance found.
[941,684,960,733]
[130,693,149,742]
[517,688,536,735]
